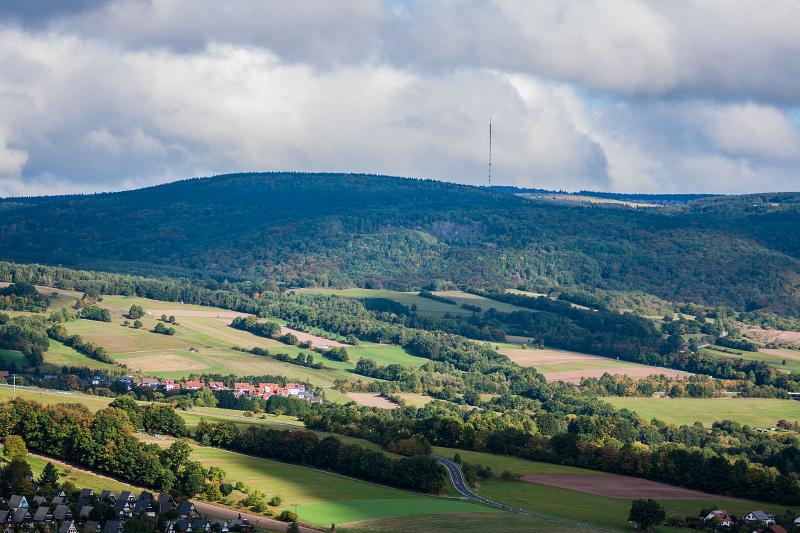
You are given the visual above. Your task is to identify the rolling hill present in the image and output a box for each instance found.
[1,172,799,314]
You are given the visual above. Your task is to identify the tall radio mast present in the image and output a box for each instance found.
[488,118,492,187]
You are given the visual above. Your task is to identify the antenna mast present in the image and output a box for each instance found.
[488,118,492,187]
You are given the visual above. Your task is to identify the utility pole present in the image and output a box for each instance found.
[488,118,492,187]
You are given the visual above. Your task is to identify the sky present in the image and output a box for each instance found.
[1,1,800,196]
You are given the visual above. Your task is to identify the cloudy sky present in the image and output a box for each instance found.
[1,0,800,196]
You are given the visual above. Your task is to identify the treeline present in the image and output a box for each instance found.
[418,290,456,305]
[577,373,791,399]
[47,323,116,365]
[0,399,215,497]
[230,315,281,338]
[109,396,188,436]
[0,282,49,312]
[715,336,760,352]
[304,401,800,505]
[0,312,49,366]
[193,420,445,493]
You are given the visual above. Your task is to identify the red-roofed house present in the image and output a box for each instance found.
[208,381,228,391]
[162,379,178,391]
[234,383,254,396]
[183,381,203,391]
[285,383,305,396]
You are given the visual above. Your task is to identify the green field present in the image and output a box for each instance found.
[478,478,775,533]
[701,345,800,373]
[339,513,565,533]
[433,447,602,476]
[295,287,530,318]
[188,445,498,526]
[604,397,800,427]
[0,348,26,368]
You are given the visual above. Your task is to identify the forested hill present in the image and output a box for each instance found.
[1,172,799,314]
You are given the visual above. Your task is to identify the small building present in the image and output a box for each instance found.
[12,508,31,527]
[156,493,177,515]
[178,501,197,519]
[8,495,29,510]
[83,521,101,533]
[162,379,178,391]
[32,495,47,507]
[745,511,776,525]
[138,377,161,389]
[191,518,211,532]
[233,383,254,396]
[208,381,228,391]
[59,520,79,533]
[53,504,73,522]
[100,491,116,503]
[118,491,136,504]
[703,509,733,527]
[183,380,203,391]
[32,506,53,524]
[112,499,132,519]
[285,382,305,395]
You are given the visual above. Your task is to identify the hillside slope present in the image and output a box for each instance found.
[0,172,798,313]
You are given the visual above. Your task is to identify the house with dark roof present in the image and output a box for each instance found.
[59,520,79,533]
[178,501,197,519]
[7,495,29,510]
[191,518,211,532]
[157,493,177,515]
[79,506,94,520]
[118,491,136,504]
[32,495,47,507]
[12,508,31,527]
[0,511,10,527]
[53,504,73,521]
[99,491,115,503]
[112,499,132,519]
[83,520,101,533]
[79,489,95,501]
[32,506,53,523]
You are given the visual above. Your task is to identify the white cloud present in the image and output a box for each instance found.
[0,1,800,195]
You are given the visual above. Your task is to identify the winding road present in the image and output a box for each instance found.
[434,456,619,533]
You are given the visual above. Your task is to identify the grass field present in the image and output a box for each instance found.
[603,397,800,427]
[478,478,776,533]
[701,345,800,373]
[0,348,26,368]
[188,445,497,526]
[294,287,531,318]
[432,447,601,476]
[339,512,559,533]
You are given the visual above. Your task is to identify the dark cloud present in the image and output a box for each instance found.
[0,0,114,26]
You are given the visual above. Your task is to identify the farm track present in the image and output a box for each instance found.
[433,456,619,533]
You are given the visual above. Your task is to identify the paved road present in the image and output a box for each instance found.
[434,456,619,533]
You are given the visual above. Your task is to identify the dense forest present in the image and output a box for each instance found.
[1,173,799,314]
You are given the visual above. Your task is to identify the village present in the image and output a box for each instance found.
[0,489,253,533]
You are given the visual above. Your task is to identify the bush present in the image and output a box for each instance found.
[279,511,297,522]
[268,496,282,506]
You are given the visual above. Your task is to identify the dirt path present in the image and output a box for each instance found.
[27,452,323,532]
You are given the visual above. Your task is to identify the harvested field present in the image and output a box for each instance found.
[501,348,615,366]
[500,348,691,383]
[346,392,399,409]
[280,326,349,347]
[522,473,719,500]
[744,328,800,348]
[543,367,690,384]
